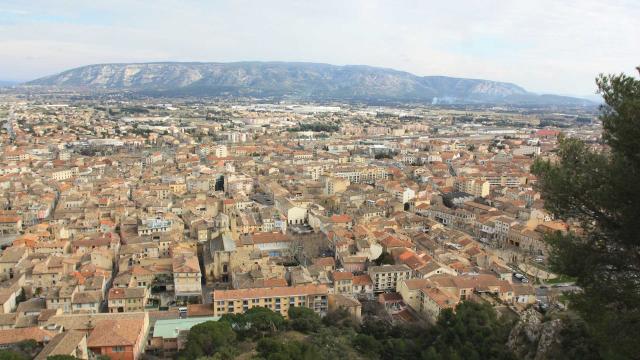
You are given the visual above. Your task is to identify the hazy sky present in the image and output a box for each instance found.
[0,0,638,95]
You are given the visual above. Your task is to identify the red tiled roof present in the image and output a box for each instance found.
[313,257,335,267]
[0,327,56,345]
[352,274,372,286]
[330,214,352,223]
[187,304,214,317]
[331,271,354,281]
[87,318,144,347]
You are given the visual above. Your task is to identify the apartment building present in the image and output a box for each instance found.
[454,178,490,198]
[368,264,412,293]
[212,284,329,318]
[331,271,354,295]
[329,166,388,184]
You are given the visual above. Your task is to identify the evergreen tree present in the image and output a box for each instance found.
[531,70,640,359]
[178,321,237,359]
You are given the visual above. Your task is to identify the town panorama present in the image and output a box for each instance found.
[0,85,603,359]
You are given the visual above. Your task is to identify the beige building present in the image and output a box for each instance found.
[455,178,490,198]
[419,287,459,322]
[0,247,27,281]
[212,284,328,318]
[331,271,354,295]
[71,290,103,313]
[368,264,412,293]
[328,294,362,323]
[108,287,149,313]
[173,253,202,303]
[0,216,22,235]
[323,176,350,196]
[397,278,430,310]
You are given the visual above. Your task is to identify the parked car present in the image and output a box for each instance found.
[514,273,529,283]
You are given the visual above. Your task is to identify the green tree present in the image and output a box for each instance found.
[352,334,383,359]
[16,340,38,353]
[308,327,357,360]
[256,338,321,360]
[430,302,514,360]
[321,308,358,329]
[531,71,640,359]
[244,307,285,337]
[179,321,237,359]
[0,351,28,360]
[47,356,81,360]
[221,307,285,339]
[288,306,322,333]
[357,302,513,360]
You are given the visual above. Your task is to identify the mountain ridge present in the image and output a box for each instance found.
[26,61,592,105]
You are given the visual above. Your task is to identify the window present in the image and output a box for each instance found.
[113,346,125,352]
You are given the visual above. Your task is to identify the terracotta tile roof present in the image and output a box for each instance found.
[0,313,16,327]
[401,278,430,290]
[262,278,288,287]
[536,129,559,137]
[71,290,103,304]
[342,256,367,264]
[187,304,214,317]
[37,309,59,323]
[172,254,200,273]
[465,247,483,257]
[108,287,146,300]
[87,318,144,347]
[0,216,21,223]
[393,308,419,323]
[243,232,290,244]
[131,266,154,276]
[380,235,412,249]
[421,287,459,309]
[34,331,86,360]
[352,274,373,286]
[0,327,56,345]
[331,271,354,281]
[313,257,335,267]
[378,292,403,303]
[330,214,352,223]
